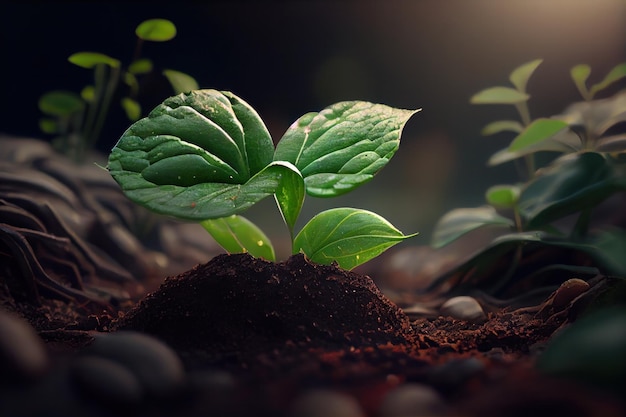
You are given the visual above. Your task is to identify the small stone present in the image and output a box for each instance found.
[429,358,485,391]
[378,383,446,416]
[551,278,590,309]
[0,310,49,382]
[89,331,185,398]
[288,389,365,417]
[70,356,143,408]
[440,296,486,323]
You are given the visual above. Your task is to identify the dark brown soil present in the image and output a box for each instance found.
[2,137,625,416]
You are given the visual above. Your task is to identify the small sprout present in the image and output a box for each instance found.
[39,18,198,161]
[108,89,419,269]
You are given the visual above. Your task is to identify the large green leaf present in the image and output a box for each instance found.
[200,215,275,261]
[470,87,529,105]
[294,208,417,270]
[519,152,626,229]
[509,59,543,93]
[508,118,569,152]
[274,101,419,197]
[431,206,514,249]
[108,89,282,220]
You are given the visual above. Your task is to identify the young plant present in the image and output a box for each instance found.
[107,89,419,270]
[39,18,198,161]
[430,60,626,294]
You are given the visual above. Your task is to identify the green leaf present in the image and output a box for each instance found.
[200,215,275,261]
[431,206,514,249]
[589,63,626,98]
[163,69,199,93]
[128,58,153,75]
[38,91,84,116]
[272,161,305,235]
[470,87,530,105]
[509,59,543,93]
[486,184,520,209]
[274,101,419,197]
[519,152,626,229]
[487,129,581,166]
[69,52,120,69]
[481,120,524,136]
[294,208,417,270]
[571,64,591,100]
[508,118,569,152]
[538,306,626,389]
[81,86,95,101]
[135,19,176,42]
[121,97,141,121]
[39,118,58,134]
[108,89,277,220]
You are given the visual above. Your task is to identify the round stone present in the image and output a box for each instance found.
[288,389,365,417]
[70,356,143,408]
[440,296,486,323]
[378,383,446,416]
[89,331,185,397]
[0,310,49,382]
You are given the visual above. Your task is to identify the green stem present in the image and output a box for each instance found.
[89,65,120,150]
[515,101,536,179]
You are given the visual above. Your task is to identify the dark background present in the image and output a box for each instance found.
[2,0,625,248]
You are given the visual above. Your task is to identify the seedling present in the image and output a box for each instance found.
[39,19,198,161]
[430,59,626,294]
[107,89,419,269]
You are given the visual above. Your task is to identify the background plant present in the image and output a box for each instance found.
[429,59,626,295]
[107,89,419,270]
[38,18,198,161]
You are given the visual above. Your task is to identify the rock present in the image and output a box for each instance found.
[0,310,49,382]
[70,355,143,408]
[288,389,364,417]
[378,383,446,416]
[440,296,486,323]
[88,331,185,398]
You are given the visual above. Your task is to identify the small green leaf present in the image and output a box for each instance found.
[38,91,84,116]
[121,97,141,121]
[294,208,417,270]
[519,152,626,228]
[470,87,530,105]
[163,69,199,93]
[481,120,524,136]
[123,72,139,95]
[200,215,275,261]
[39,118,58,134]
[486,184,520,209]
[272,161,305,235]
[128,58,153,75]
[509,59,543,93]
[135,19,176,42]
[487,130,581,166]
[69,52,120,69]
[571,64,591,100]
[81,86,95,101]
[589,63,626,98]
[431,206,514,248]
[274,101,419,197]
[508,118,569,152]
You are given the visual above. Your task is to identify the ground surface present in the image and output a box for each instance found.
[1,137,625,416]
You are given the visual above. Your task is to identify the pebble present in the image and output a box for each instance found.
[428,358,485,392]
[88,331,185,398]
[288,389,365,417]
[440,296,486,323]
[378,382,447,416]
[70,355,143,408]
[0,310,49,382]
